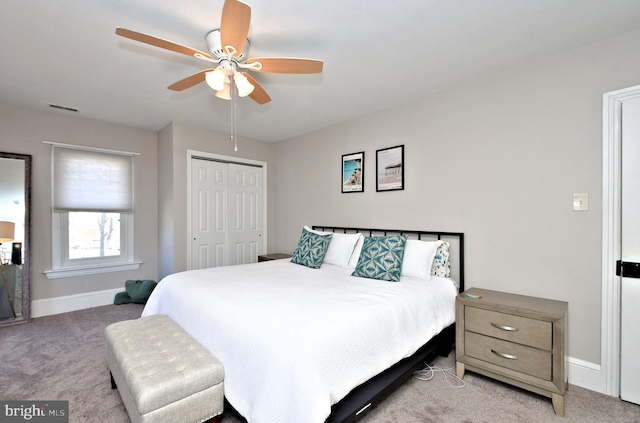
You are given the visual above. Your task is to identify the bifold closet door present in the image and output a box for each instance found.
[190,158,263,269]
[227,163,263,265]
[191,159,228,268]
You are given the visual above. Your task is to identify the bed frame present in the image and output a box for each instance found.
[226,226,465,423]
[313,226,464,423]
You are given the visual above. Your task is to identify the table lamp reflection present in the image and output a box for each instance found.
[0,221,16,318]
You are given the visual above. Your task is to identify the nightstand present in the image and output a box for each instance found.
[456,288,568,416]
[257,253,292,262]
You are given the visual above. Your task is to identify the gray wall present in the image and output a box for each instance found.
[157,121,277,278]
[0,104,159,300]
[274,28,640,366]
[0,104,277,305]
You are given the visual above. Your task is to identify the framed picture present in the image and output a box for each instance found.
[376,145,404,192]
[342,152,364,193]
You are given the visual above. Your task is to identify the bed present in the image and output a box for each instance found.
[142,226,465,423]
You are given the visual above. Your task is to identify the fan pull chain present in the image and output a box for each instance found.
[234,93,238,152]
[230,76,238,151]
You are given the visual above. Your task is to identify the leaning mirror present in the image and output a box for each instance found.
[0,152,31,325]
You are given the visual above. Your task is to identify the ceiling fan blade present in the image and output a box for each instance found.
[220,0,251,57]
[116,27,214,61]
[246,58,323,74]
[244,73,271,104]
[168,69,214,91]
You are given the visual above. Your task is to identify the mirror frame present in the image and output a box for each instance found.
[0,152,31,326]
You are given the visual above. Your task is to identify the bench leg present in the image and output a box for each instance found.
[110,371,116,389]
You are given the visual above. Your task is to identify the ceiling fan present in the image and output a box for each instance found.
[115,0,323,105]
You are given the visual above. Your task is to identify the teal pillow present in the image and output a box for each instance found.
[113,291,131,305]
[351,235,407,281]
[290,228,332,269]
[125,279,157,304]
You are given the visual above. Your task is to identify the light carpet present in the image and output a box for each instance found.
[1,304,638,422]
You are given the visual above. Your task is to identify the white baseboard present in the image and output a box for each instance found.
[31,288,123,318]
[568,356,607,394]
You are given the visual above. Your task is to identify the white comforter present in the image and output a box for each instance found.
[142,259,457,423]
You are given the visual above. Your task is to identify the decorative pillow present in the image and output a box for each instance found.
[401,240,440,280]
[431,241,450,277]
[290,228,332,269]
[351,235,407,281]
[304,226,362,267]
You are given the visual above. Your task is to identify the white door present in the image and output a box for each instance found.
[227,163,263,265]
[620,96,640,404]
[190,158,263,269]
[191,159,228,269]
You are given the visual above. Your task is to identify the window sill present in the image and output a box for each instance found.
[44,261,142,280]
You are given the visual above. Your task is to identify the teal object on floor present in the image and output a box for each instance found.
[124,279,157,304]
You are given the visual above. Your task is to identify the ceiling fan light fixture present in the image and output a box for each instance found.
[115,0,324,153]
[215,82,231,100]
[206,67,227,91]
[234,72,254,97]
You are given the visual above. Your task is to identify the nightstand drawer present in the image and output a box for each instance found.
[465,307,552,350]
[465,332,552,380]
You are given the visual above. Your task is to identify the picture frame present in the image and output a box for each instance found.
[342,151,364,193]
[376,145,404,192]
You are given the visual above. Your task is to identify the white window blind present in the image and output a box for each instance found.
[53,146,133,212]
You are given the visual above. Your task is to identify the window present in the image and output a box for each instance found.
[45,144,140,279]
[68,212,121,259]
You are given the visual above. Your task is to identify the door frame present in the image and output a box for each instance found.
[602,84,640,397]
[186,149,268,270]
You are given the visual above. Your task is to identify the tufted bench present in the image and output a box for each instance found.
[105,314,224,423]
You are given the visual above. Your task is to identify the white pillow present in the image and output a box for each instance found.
[304,226,362,267]
[348,234,365,268]
[400,239,440,280]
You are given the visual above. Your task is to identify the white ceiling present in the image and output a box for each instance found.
[2,0,640,142]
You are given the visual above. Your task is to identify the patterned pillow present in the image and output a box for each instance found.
[431,241,450,277]
[290,228,332,269]
[351,235,407,281]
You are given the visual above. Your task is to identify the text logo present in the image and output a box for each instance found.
[1,401,68,422]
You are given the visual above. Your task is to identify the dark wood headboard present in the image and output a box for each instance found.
[311,225,465,292]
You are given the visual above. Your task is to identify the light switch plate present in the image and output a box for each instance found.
[573,193,589,211]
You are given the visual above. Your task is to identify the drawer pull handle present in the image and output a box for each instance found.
[491,349,518,360]
[491,322,518,332]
